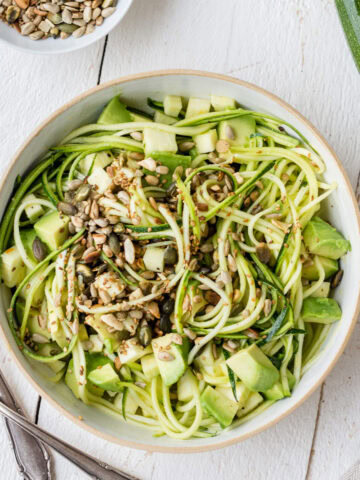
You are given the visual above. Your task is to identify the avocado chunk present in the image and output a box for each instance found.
[218,115,256,147]
[226,344,280,392]
[142,152,191,188]
[263,370,296,400]
[87,363,123,392]
[97,96,132,125]
[301,297,342,324]
[152,333,190,386]
[215,382,250,410]
[34,211,69,251]
[237,391,263,418]
[200,385,238,428]
[302,255,338,281]
[311,281,330,298]
[303,217,350,260]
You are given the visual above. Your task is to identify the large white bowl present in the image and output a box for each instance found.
[1,70,359,453]
[0,0,132,55]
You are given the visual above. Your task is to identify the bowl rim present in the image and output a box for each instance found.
[0,69,359,453]
[0,0,133,55]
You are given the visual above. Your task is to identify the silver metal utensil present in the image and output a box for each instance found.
[0,399,138,480]
[0,371,51,480]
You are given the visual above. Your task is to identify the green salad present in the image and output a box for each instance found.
[0,93,350,439]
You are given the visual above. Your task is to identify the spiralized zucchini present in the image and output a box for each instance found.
[0,93,349,440]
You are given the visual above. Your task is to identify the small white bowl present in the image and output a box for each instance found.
[0,70,359,453]
[0,0,132,55]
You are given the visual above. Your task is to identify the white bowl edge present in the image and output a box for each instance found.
[0,70,359,452]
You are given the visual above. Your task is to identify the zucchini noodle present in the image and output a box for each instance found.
[0,93,348,440]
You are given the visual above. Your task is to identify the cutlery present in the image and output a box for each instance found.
[0,399,138,480]
[0,371,51,480]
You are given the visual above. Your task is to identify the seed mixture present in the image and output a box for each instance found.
[0,93,348,439]
[0,0,115,40]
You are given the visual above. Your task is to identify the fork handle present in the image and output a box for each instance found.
[0,400,138,480]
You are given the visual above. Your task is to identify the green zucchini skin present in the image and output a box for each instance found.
[336,0,360,71]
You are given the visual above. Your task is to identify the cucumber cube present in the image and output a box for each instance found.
[185,97,211,119]
[163,95,182,117]
[1,246,26,288]
[193,129,218,153]
[143,128,177,154]
[87,166,113,194]
[210,95,236,111]
[23,194,44,221]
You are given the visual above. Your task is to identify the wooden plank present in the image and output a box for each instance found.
[37,392,320,480]
[0,39,105,477]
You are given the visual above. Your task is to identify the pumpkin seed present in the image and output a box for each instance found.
[164,246,178,265]
[139,321,152,347]
[32,237,48,262]
[57,201,77,216]
[76,264,94,283]
[108,233,120,255]
[159,313,172,333]
[6,5,20,23]
[58,22,78,33]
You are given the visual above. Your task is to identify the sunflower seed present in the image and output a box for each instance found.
[99,289,111,304]
[85,23,94,34]
[128,151,145,161]
[178,141,195,152]
[225,125,235,140]
[31,333,49,344]
[92,6,100,18]
[94,217,109,227]
[263,299,272,316]
[21,21,35,34]
[183,328,196,340]
[145,175,159,186]
[130,131,143,141]
[227,254,237,272]
[215,140,230,153]
[117,190,130,204]
[43,3,60,13]
[62,8,72,23]
[124,238,135,264]
[139,157,156,171]
[83,4,91,21]
[95,14,103,25]
[29,30,44,40]
[148,301,160,318]
[157,351,174,361]
[72,25,85,37]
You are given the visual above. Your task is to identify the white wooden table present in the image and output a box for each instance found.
[0,1,359,478]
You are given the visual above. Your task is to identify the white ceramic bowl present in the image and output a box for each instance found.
[0,0,132,55]
[1,70,359,453]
